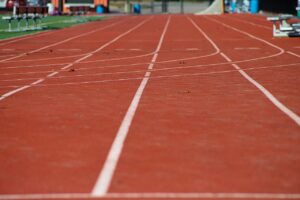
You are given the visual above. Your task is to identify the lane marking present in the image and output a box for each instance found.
[0,192,300,199]
[220,52,232,62]
[287,51,300,58]
[3,52,92,63]
[186,48,200,51]
[130,48,142,51]
[57,49,82,52]
[107,192,300,199]
[1,48,15,51]
[2,51,299,81]
[1,62,300,89]
[207,16,284,54]
[30,79,45,85]
[234,47,261,50]
[206,17,300,124]
[115,48,142,51]
[0,54,17,58]
[91,16,171,197]
[187,17,220,54]
[0,17,153,101]
[47,72,59,78]
[192,16,300,126]
[0,85,30,101]
[232,63,300,126]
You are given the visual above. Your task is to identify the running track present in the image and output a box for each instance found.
[0,14,300,200]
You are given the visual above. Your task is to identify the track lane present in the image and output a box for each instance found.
[1,14,299,200]
[0,15,169,194]
[221,14,300,54]
[207,15,300,117]
[107,14,300,195]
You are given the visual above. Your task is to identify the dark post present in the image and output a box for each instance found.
[180,0,184,13]
[58,0,63,14]
[151,0,154,14]
[162,0,168,13]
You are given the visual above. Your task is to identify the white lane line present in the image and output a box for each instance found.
[192,16,300,126]
[231,63,300,126]
[47,72,59,77]
[186,48,200,51]
[0,85,30,101]
[57,49,81,52]
[220,52,232,62]
[91,16,171,197]
[1,192,300,199]
[287,51,300,58]
[30,79,45,85]
[207,16,284,54]
[234,47,261,50]
[2,53,89,64]
[0,54,14,58]
[1,48,15,51]
[187,17,220,54]
[107,192,300,199]
[0,19,124,63]
[0,193,90,200]
[0,17,152,101]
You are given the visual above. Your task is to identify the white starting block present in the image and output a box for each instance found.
[267,14,300,37]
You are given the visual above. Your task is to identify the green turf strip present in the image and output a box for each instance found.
[0,15,105,40]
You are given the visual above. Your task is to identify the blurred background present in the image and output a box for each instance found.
[0,0,298,15]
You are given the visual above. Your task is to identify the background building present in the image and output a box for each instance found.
[50,0,109,13]
[0,0,109,12]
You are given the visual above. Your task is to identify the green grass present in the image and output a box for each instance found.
[0,15,105,40]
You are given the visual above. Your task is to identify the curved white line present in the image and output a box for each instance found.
[202,15,300,126]
[1,61,296,88]
[1,45,218,70]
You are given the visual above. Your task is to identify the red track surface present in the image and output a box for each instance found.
[0,14,299,200]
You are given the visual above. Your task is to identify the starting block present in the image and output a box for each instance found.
[267,14,300,37]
